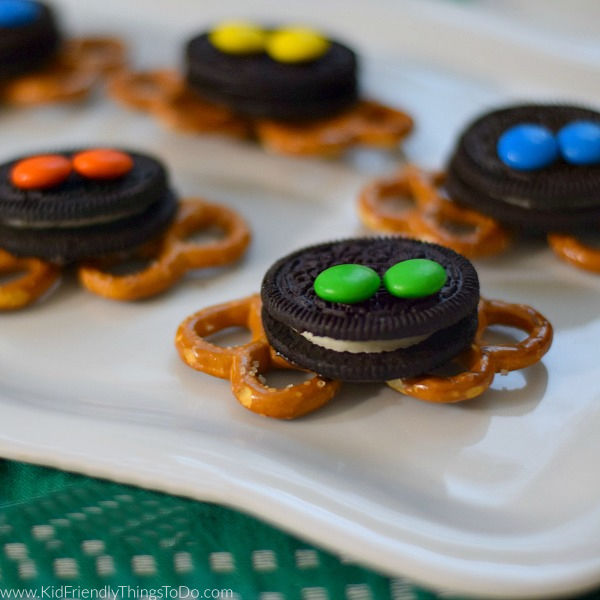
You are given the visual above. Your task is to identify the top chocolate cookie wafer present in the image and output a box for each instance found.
[185,22,358,121]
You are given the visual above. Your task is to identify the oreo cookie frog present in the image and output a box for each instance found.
[176,237,552,419]
[358,104,600,273]
[0,0,126,106]
[109,21,413,156]
[0,148,250,310]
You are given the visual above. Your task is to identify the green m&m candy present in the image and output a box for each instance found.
[383,258,447,298]
[314,264,381,304]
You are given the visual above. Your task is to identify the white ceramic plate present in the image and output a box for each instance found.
[1,2,600,597]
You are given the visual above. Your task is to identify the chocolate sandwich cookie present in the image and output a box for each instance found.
[261,237,479,382]
[185,22,358,121]
[446,104,600,232]
[0,1,61,81]
[0,148,177,263]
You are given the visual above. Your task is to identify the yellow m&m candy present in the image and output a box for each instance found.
[209,21,267,55]
[266,27,330,63]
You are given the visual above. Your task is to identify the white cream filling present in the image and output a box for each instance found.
[501,194,534,209]
[3,209,140,229]
[300,330,432,354]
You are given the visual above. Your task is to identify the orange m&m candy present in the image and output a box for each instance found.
[11,155,72,190]
[72,149,134,180]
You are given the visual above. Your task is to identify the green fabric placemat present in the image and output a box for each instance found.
[0,460,596,599]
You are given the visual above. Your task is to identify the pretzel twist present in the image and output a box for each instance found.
[108,69,250,136]
[175,295,340,419]
[109,72,413,155]
[177,295,551,416]
[387,298,553,402]
[153,88,250,137]
[78,198,251,301]
[108,69,183,111]
[255,100,414,156]
[0,249,60,310]
[1,65,97,105]
[547,233,600,273]
[358,165,510,258]
[1,37,126,106]
[58,37,127,75]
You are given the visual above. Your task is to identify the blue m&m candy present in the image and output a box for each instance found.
[557,120,600,166]
[497,123,559,171]
[0,0,40,27]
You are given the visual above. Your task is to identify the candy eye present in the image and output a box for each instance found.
[557,120,600,166]
[314,264,380,304]
[266,27,330,63]
[9,149,134,190]
[72,149,134,179]
[497,123,559,171]
[0,0,40,28]
[10,155,72,190]
[209,21,267,55]
[383,259,446,298]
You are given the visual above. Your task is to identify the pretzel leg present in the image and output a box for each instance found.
[1,65,97,105]
[386,297,552,403]
[78,245,180,301]
[477,298,553,372]
[230,341,341,419]
[2,36,126,106]
[78,199,251,301]
[256,99,413,157]
[108,69,184,111]
[108,69,250,136]
[175,295,341,418]
[0,249,60,310]
[351,100,415,147]
[547,232,600,273]
[387,346,496,403]
[420,199,511,258]
[153,88,251,136]
[170,199,251,268]
[59,37,127,74]
[357,174,421,235]
[358,166,509,259]
[406,167,510,258]
[175,295,263,378]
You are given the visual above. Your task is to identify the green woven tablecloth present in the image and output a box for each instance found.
[0,460,596,599]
